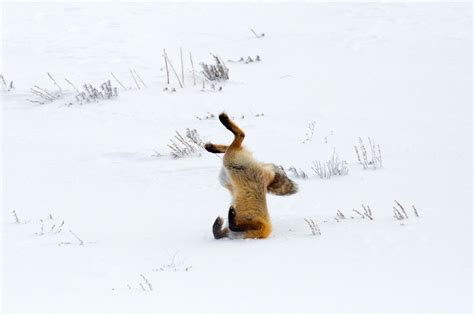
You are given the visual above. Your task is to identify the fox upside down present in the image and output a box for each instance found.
[205,112,297,239]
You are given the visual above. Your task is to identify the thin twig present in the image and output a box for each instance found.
[250,28,262,38]
[352,209,365,219]
[55,220,64,234]
[336,210,345,220]
[304,218,321,236]
[361,204,373,220]
[133,69,147,88]
[165,54,183,88]
[111,72,126,90]
[0,74,7,89]
[163,49,170,84]
[33,85,56,99]
[69,229,84,245]
[130,69,140,90]
[47,72,62,93]
[394,200,408,219]
[189,52,196,86]
[393,207,404,220]
[64,78,80,93]
[30,89,54,102]
[12,210,20,224]
[39,219,44,235]
[26,99,45,104]
[140,274,153,291]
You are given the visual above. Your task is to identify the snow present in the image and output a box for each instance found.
[1,1,472,313]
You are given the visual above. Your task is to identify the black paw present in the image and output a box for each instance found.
[213,216,223,228]
[228,206,240,231]
[228,206,236,220]
[213,216,227,239]
[219,112,230,126]
[204,143,215,152]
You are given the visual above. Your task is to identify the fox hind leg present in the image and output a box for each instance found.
[228,206,244,232]
[219,113,245,149]
[227,207,271,238]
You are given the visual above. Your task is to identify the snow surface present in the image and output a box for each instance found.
[1,1,472,313]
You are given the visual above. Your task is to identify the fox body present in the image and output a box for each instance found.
[205,113,297,239]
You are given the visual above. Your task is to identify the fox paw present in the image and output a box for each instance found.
[228,206,236,221]
[213,216,224,233]
[228,206,240,231]
[204,143,213,151]
[214,216,224,227]
[219,112,230,125]
[213,217,227,239]
[204,143,219,153]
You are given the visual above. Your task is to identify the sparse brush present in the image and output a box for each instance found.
[287,166,308,179]
[69,229,84,245]
[76,80,118,104]
[168,128,204,158]
[229,55,261,63]
[151,150,162,158]
[352,209,365,219]
[140,274,153,291]
[311,150,349,179]
[393,200,418,220]
[412,205,420,217]
[128,68,147,89]
[304,218,321,236]
[12,210,20,224]
[393,207,404,220]
[30,85,60,103]
[59,229,84,246]
[394,200,408,219]
[152,251,192,272]
[361,204,373,220]
[163,50,183,88]
[129,69,140,89]
[47,72,63,93]
[336,210,346,220]
[29,72,66,103]
[352,204,374,220]
[302,121,316,144]
[110,72,128,90]
[195,112,216,120]
[36,219,45,235]
[201,54,229,81]
[55,220,65,234]
[250,28,265,38]
[354,137,382,170]
[1,74,14,92]
[49,224,56,233]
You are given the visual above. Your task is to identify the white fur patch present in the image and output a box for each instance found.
[218,166,231,188]
[228,230,245,239]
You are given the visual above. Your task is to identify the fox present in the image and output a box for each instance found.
[205,112,298,239]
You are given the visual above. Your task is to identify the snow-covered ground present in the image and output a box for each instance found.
[1,1,472,313]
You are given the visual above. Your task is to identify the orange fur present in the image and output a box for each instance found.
[205,113,297,239]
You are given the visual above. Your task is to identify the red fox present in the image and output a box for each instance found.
[205,112,298,239]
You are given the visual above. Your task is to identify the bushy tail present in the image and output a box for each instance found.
[267,165,298,196]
